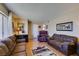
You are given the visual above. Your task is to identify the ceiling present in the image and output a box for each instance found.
[4,3,79,24]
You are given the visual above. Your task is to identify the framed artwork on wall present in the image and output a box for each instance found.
[17,23,25,33]
[38,26,41,28]
[56,22,73,31]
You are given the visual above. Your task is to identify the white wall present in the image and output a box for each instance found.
[32,24,39,39]
[47,7,79,38]
[23,19,28,34]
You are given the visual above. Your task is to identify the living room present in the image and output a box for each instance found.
[0,2,79,57]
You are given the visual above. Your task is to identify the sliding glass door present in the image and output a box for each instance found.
[2,15,8,38]
[0,12,13,39]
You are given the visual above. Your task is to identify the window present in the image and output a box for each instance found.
[0,12,12,39]
[3,15,8,38]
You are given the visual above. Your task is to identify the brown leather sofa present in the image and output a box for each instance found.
[0,35,26,56]
[47,34,77,55]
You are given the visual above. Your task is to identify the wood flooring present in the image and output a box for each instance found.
[26,39,65,56]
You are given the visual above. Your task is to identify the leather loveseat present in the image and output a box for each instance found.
[0,35,26,56]
[47,34,77,55]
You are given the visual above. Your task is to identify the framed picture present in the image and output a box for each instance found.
[18,23,25,33]
[38,26,41,28]
[56,22,73,31]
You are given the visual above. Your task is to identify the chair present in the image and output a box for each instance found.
[38,30,48,42]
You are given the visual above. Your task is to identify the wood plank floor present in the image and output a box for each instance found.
[26,39,65,56]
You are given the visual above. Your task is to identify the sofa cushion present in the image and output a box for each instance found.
[60,35,77,43]
[16,42,26,46]
[53,34,61,41]
[12,45,26,53]
[0,42,9,56]
[48,39,55,45]
[48,39,59,47]
[11,51,26,56]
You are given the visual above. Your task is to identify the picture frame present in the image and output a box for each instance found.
[38,26,41,28]
[56,22,73,31]
[18,23,25,33]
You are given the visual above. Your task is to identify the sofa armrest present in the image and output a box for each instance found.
[61,41,76,55]
[61,42,75,51]
[47,36,54,40]
[61,42,74,51]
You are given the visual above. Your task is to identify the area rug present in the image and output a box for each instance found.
[32,46,57,56]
